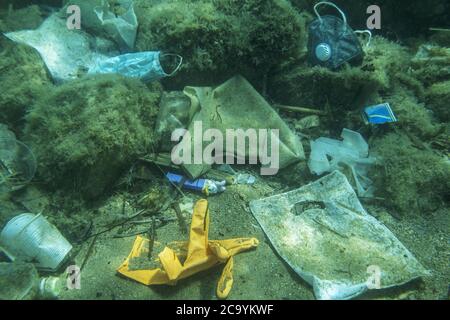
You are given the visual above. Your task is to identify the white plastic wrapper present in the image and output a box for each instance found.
[250,171,429,300]
[309,128,376,196]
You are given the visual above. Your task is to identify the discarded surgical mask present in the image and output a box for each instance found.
[4,13,182,83]
[0,213,72,271]
[363,103,398,125]
[0,125,37,194]
[308,128,375,197]
[250,171,428,300]
[308,2,371,69]
[66,0,138,50]
[89,52,183,82]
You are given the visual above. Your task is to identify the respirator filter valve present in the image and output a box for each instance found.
[315,43,332,62]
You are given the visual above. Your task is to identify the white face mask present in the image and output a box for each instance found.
[308,2,372,70]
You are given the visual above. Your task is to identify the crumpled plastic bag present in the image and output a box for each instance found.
[156,92,194,152]
[4,13,181,83]
[117,199,259,299]
[250,171,429,300]
[65,0,138,50]
[309,128,376,197]
[176,75,305,179]
[4,13,114,82]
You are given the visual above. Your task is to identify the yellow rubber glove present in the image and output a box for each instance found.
[117,199,259,299]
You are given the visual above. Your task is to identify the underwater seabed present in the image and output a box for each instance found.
[0,0,449,300]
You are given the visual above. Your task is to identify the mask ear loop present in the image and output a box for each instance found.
[160,53,183,77]
[354,30,372,47]
[314,1,348,32]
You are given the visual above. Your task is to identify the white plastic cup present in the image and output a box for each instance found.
[0,213,72,271]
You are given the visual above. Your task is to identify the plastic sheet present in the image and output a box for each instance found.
[250,171,428,300]
[5,13,181,83]
[308,128,376,196]
[0,125,37,194]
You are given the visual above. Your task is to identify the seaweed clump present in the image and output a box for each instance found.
[410,45,450,123]
[134,0,307,89]
[426,81,450,122]
[0,5,50,131]
[371,133,450,216]
[24,75,162,200]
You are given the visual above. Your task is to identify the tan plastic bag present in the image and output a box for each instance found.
[176,75,305,178]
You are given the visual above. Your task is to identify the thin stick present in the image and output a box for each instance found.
[80,235,98,272]
[173,202,188,234]
[429,28,450,32]
[148,217,156,259]
[274,104,327,115]
[87,209,147,239]
[154,162,186,198]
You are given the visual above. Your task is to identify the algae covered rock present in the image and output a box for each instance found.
[371,132,450,216]
[134,0,307,89]
[386,86,440,139]
[0,6,50,130]
[24,75,162,199]
[426,81,450,122]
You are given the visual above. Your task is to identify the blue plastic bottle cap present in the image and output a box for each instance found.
[315,43,332,62]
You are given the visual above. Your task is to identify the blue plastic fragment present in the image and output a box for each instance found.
[166,172,206,192]
[88,51,182,82]
[363,103,397,125]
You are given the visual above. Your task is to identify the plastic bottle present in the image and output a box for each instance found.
[0,262,62,300]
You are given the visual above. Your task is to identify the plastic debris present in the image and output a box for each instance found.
[156,92,193,152]
[0,262,62,300]
[166,172,226,195]
[234,173,256,185]
[294,115,321,131]
[4,14,114,82]
[4,13,182,83]
[0,213,72,271]
[250,171,428,300]
[93,0,138,50]
[178,75,305,178]
[0,125,37,194]
[308,128,376,196]
[363,103,398,125]
[88,52,183,82]
[117,199,259,299]
[216,164,237,175]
